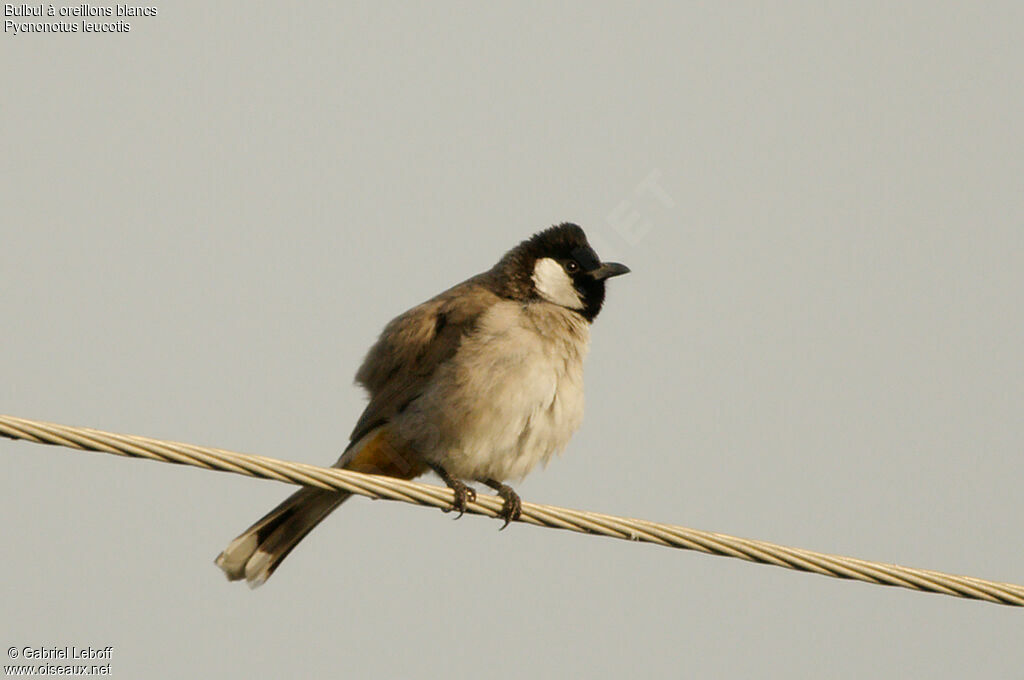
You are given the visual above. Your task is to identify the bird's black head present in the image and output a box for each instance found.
[494,223,630,322]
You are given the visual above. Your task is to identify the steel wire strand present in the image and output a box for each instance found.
[1,413,1021,607]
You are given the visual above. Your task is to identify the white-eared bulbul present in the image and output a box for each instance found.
[216,223,629,586]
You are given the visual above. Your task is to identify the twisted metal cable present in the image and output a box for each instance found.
[2,413,1021,607]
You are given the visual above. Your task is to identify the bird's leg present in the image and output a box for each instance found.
[481,479,522,529]
[429,463,476,518]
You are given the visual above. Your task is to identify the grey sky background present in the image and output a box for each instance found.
[3,2,1022,678]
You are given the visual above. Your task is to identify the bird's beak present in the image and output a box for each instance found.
[589,262,631,280]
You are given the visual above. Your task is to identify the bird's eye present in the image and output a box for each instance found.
[564,260,580,273]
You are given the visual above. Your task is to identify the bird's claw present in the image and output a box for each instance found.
[498,491,522,530]
[442,480,476,519]
[487,482,521,530]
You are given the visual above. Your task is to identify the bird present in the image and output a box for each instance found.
[215,222,630,587]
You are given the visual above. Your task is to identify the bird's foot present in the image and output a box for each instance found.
[430,464,476,518]
[484,479,522,529]
[445,479,476,519]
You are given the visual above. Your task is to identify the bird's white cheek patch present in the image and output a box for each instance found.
[532,257,584,309]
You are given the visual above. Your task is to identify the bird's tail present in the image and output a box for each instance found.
[215,485,350,587]
[214,425,426,587]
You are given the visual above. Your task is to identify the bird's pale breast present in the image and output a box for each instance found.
[397,300,590,482]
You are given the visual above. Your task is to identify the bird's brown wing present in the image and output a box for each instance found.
[347,272,501,446]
